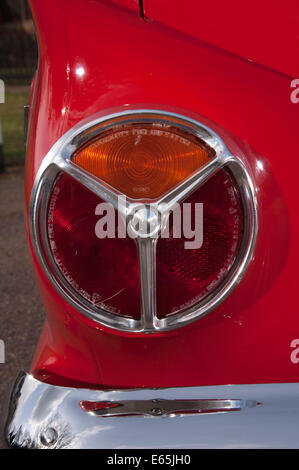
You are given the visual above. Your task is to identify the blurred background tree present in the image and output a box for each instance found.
[0,0,37,169]
[0,0,37,86]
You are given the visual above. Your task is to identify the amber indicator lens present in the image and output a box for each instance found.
[72,123,214,199]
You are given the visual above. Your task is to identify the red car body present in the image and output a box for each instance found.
[25,0,298,388]
[4,0,299,449]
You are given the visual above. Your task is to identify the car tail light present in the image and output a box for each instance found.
[72,123,212,199]
[30,110,257,333]
[47,173,141,319]
[156,169,244,317]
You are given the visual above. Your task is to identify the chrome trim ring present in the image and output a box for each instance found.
[29,109,258,333]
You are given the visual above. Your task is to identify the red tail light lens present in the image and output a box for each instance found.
[46,169,244,322]
[47,173,141,319]
[156,169,244,317]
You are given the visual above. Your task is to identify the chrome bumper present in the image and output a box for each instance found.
[4,372,299,448]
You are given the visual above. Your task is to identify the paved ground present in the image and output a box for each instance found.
[0,166,44,448]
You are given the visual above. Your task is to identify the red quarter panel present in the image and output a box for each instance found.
[26,0,298,388]
[143,0,299,77]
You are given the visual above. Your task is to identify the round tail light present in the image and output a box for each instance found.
[30,110,257,333]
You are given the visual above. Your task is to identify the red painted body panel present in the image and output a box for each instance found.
[143,0,299,78]
[109,0,140,14]
[26,0,299,388]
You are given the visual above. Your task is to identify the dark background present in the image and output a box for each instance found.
[0,0,37,85]
[0,0,43,448]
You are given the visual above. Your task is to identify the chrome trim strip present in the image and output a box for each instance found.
[29,109,258,333]
[80,398,252,417]
[6,372,299,449]
[137,238,158,330]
